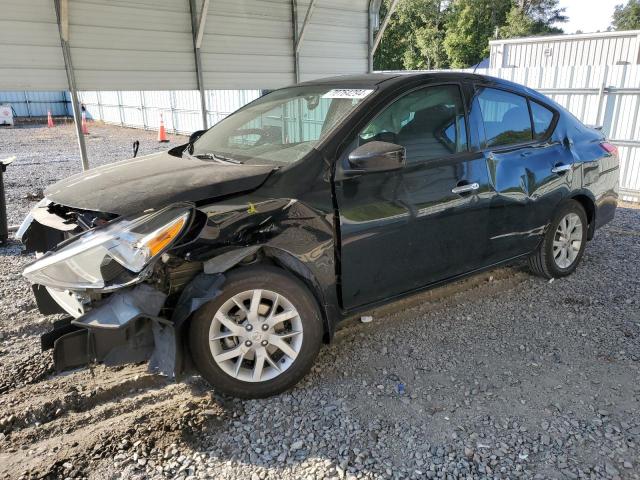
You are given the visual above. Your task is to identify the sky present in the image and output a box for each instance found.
[558,0,621,34]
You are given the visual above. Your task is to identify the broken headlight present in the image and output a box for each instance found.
[23,203,192,290]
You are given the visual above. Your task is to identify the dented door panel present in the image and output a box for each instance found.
[484,141,575,260]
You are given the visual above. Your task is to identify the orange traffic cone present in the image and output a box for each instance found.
[47,111,54,128]
[158,113,169,143]
[81,111,89,134]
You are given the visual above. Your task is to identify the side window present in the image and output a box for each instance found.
[359,85,467,163]
[529,100,555,140]
[477,87,532,147]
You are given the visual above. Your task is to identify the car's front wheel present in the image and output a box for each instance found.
[189,264,323,398]
[528,199,588,279]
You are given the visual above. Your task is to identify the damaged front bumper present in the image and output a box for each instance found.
[41,274,224,378]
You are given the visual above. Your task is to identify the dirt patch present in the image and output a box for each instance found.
[0,364,231,479]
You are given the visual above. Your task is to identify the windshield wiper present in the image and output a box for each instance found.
[182,149,243,164]
[195,152,243,164]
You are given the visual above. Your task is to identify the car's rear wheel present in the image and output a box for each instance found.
[528,200,588,279]
[189,265,323,398]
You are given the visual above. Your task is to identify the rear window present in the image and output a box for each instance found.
[477,88,533,147]
[530,100,555,139]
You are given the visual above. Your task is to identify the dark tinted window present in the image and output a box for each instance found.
[477,88,532,147]
[359,85,467,163]
[530,100,555,139]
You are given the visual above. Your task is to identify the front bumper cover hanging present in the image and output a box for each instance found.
[42,274,225,379]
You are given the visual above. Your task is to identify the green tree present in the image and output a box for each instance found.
[374,0,450,71]
[612,0,640,30]
[498,0,567,38]
[517,0,567,27]
[375,0,568,70]
[498,6,537,38]
[498,1,565,39]
[444,0,511,68]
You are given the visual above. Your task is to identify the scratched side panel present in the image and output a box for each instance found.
[176,151,341,329]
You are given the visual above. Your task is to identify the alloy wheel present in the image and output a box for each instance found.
[208,289,303,382]
[552,212,583,269]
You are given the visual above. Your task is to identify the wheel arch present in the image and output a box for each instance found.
[198,245,335,343]
[569,191,596,240]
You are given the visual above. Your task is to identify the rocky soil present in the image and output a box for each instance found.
[0,124,638,479]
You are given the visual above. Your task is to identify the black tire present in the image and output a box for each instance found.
[189,264,323,398]
[528,199,588,279]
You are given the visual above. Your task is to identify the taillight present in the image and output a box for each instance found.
[601,142,618,156]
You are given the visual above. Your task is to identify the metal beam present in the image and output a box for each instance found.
[60,0,69,41]
[294,0,317,53]
[189,0,208,129]
[291,0,300,83]
[367,0,383,72]
[195,0,210,49]
[370,0,399,62]
[54,0,89,171]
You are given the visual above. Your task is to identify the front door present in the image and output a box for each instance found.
[335,83,492,310]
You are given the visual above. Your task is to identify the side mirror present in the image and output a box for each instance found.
[347,141,405,174]
[189,129,206,144]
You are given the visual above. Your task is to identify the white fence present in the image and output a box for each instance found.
[470,65,640,202]
[77,90,261,136]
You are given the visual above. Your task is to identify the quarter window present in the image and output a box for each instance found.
[359,85,467,164]
[530,100,555,139]
[477,88,533,147]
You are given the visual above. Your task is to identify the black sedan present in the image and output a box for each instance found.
[18,72,619,398]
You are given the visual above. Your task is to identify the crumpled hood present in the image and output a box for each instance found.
[44,152,275,216]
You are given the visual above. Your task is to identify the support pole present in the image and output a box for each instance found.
[367,0,381,72]
[369,0,399,70]
[54,0,89,171]
[291,0,300,83]
[295,0,317,53]
[595,65,609,128]
[190,0,209,130]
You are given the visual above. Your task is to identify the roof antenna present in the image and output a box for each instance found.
[472,61,480,74]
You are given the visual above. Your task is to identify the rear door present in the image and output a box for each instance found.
[472,86,576,262]
[335,83,493,310]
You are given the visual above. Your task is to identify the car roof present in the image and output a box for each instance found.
[300,71,529,93]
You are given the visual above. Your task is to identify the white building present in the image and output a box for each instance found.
[489,30,640,68]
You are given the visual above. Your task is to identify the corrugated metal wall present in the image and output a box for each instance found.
[68,0,196,90]
[0,0,373,91]
[0,0,67,90]
[199,0,293,88]
[470,65,640,202]
[0,91,71,117]
[490,31,640,68]
[296,0,370,82]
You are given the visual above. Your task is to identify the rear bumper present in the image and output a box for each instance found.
[594,197,617,231]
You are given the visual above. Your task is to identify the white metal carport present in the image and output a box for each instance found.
[0,0,397,169]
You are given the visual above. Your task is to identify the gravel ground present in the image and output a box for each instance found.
[0,124,639,480]
[0,122,184,226]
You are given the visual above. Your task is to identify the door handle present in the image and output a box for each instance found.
[451,182,480,195]
[551,164,572,174]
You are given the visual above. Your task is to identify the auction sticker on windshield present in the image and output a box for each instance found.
[322,89,374,99]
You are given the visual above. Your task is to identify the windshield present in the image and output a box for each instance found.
[191,86,374,166]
